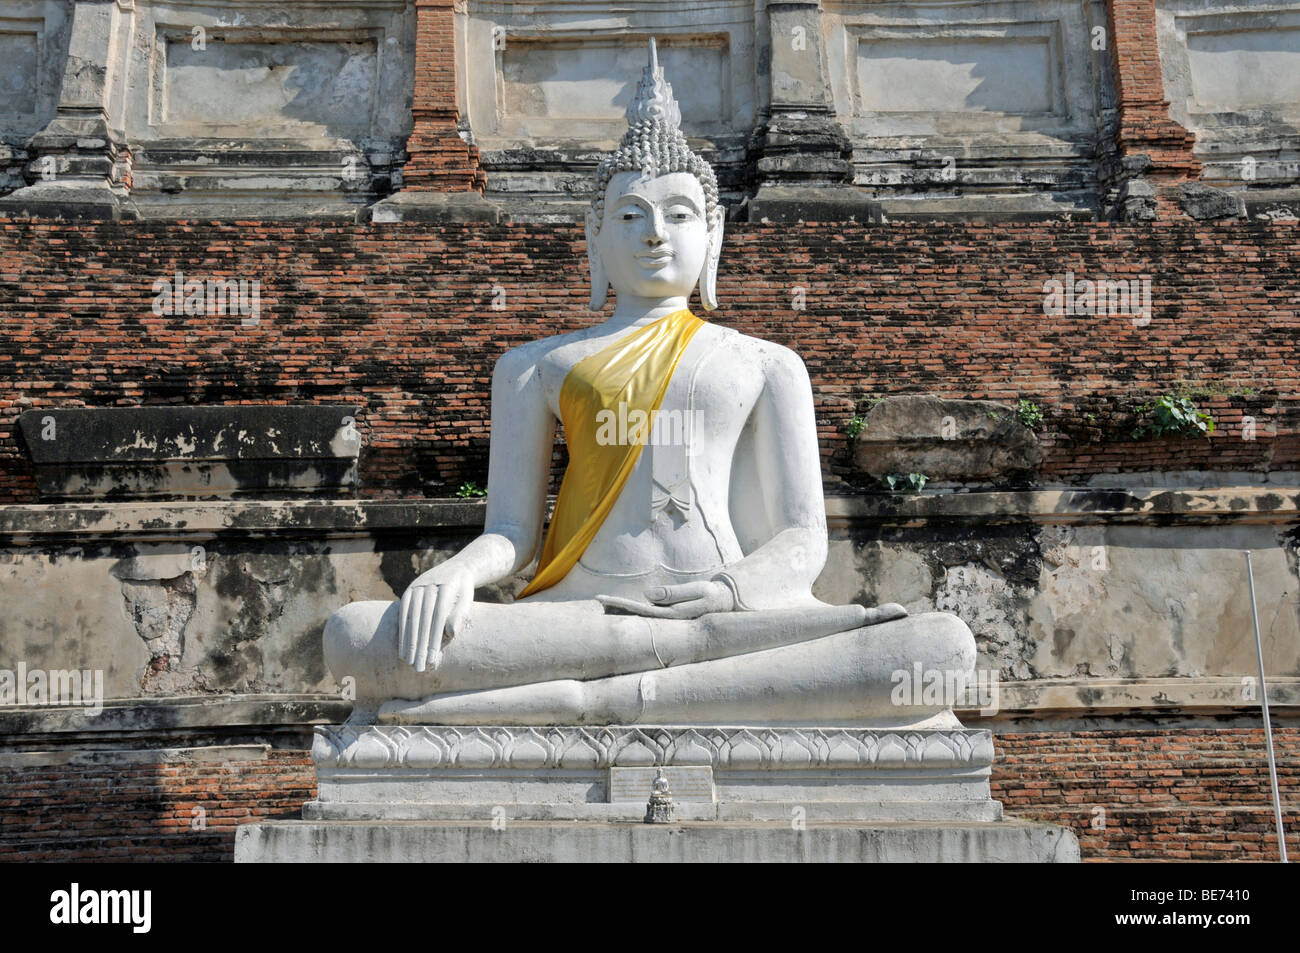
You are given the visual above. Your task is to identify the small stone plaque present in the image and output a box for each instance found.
[608,766,714,803]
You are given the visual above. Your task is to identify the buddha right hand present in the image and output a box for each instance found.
[398,567,474,673]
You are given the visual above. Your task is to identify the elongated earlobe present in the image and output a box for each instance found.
[698,206,725,311]
[586,211,608,312]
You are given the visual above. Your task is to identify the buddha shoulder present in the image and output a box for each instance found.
[717,330,813,392]
[491,328,592,392]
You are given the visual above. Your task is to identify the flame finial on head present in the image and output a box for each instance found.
[625,38,682,129]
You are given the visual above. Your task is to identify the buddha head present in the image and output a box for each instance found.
[586,39,724,313]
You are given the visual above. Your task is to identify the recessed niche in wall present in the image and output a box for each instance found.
[0,28,40,116]
[149,29,382,139]
[496,35,731,139]
[1158,2,1300,187]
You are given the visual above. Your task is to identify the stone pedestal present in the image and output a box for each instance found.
[234,724,1081,862]
[236,817,1080,863]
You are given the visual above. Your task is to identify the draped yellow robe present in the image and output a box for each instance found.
[519,308,705,597]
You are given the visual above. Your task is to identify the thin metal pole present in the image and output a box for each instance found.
[1244,551,1287,863]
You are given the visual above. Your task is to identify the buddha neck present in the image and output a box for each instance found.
[601,294,693,331]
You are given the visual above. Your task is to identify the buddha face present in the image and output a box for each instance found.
[589,170,720,308]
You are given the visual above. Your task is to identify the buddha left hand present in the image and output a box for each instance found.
[595,581,735,619]
[398,565,476,672]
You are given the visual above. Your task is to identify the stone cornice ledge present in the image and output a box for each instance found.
[826,484,1300,527]
[0,499,487,540]
[1,484,1296,540]
[968,677,1300,718]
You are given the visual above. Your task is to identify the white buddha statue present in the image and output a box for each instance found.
[324,40,975,728]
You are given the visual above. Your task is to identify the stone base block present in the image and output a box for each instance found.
[1242,187,1300,221]
[243,725,1081,860]
[877,193,1099,223]
[17,405,361,499]
[747,185,885,223]
[0,181,138,221]
[235,818,1080,863]
[367,190,506,223]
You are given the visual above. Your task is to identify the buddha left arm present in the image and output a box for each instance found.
[710,344,828,610]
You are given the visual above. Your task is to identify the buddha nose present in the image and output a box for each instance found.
[645,209,669,244]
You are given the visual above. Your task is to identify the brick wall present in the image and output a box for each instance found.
[0,728,1293,862]
[994,727,1300,862]
[2,219,1297,503]
[0,750,312,863]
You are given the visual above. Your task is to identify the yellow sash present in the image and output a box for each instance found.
[519,308,705,598]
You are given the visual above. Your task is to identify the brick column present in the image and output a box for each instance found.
[402,0,486,192]
[1101,0,1200,219]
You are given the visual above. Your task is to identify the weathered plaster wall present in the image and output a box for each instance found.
[0,500,481,700]
[121,0,417,218]
[1156,0,1300,196]
[0,0,417,218]
[2,0,1297,219]
[0,0,72,193]
[1,491,1296,717]
[818,490,1300,695]
[823,0,1115,217]
[460,0,758,214]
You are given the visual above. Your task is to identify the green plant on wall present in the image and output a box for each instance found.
[1016,399,1043,429]
[846,397,887,439]
[884,472,928,493]
[1131,396,1215,439]
[456,481,487,498]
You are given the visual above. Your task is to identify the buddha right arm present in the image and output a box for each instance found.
[398,345,555,670]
